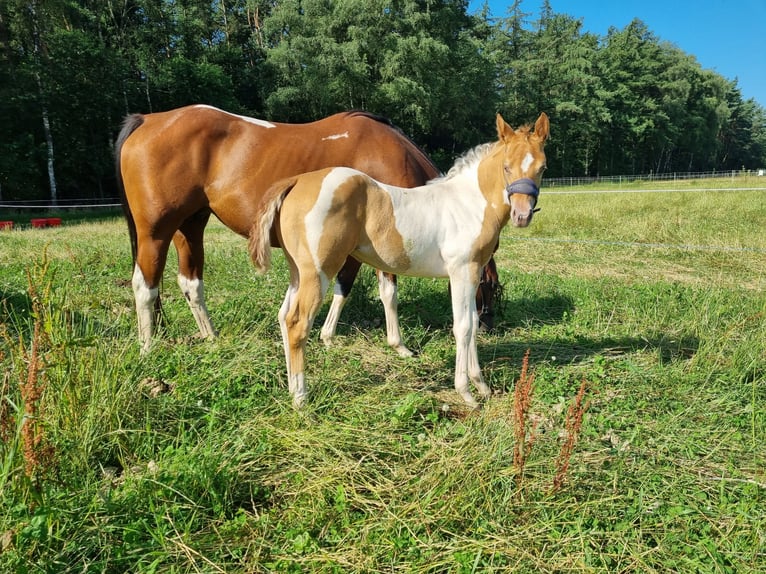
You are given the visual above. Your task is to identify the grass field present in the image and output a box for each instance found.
[1,179,765,572]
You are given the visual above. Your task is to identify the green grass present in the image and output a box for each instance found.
[1,182,765,573]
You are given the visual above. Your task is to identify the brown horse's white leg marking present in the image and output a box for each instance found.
[377,271,413,357]
[132,265,159,353]
[177,275,216,339]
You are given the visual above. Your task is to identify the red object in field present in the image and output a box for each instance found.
[0,221,13,230]
[30,218,62,228]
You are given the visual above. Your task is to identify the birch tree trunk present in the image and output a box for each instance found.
[29,0,57,205]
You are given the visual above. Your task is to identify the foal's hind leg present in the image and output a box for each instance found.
[320,257,411,357]
[173,212,216,340]
[320,257,359,346]
[281,266,328,409]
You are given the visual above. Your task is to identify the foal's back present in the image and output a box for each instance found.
[274,166,487,279]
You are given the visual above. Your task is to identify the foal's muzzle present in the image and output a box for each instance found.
[505,177,541,211]
[505,177,541,226]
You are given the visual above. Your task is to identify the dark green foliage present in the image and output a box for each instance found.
[0,0,764,201]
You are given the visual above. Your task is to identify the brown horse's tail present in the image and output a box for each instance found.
[249,176,298,273]
[114,113,145,263]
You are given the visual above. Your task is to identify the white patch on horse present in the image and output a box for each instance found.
[379,166,487,277]
[305,168,356,273]
[521,152,534,174]
[177,274,215,338]
[132,264,159,352]
[322,132,349,141]
[193,104,276,129]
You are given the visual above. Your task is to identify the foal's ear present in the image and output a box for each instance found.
[496,113,514,142]
[534,112,550,142]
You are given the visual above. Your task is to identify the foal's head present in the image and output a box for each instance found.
[495,112,549,227]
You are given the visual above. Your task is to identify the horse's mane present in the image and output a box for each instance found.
[429,123,536,184]
[429,142,496,184]
[345,110,395,127]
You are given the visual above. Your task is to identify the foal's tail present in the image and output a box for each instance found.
[114,113,145,263]
[248,176,298,273]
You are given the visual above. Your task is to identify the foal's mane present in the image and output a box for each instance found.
[430,123,536,184]
[430,143,495,183]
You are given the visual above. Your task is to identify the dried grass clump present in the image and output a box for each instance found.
[551,378,590,493]
[512,349,537,494]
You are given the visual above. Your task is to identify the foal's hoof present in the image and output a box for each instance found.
[476,383,492,400]
[394,345,414,358]
[292,393,308,410]
[459,391,480,409]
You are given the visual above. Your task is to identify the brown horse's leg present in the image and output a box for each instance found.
[173,211,216,339]
[477,256,501,331]
[319,256,361,345]
[133,236,171,353]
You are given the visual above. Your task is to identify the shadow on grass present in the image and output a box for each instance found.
[481,333,700,366]
[319,282,576,335]
[1,287,116,345]
[0,289,31,319]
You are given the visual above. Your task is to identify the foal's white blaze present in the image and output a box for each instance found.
[193,104,276,129]
[520,151,534,174]
[132,265,158,351]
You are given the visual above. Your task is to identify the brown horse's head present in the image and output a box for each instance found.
[494,112,549,227]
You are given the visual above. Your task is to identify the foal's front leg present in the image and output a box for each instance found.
[320,258,412,357]
[449,271,492,407]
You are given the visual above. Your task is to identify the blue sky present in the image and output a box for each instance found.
[469,0,766,107]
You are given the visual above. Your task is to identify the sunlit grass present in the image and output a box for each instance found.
[1,182,764,572]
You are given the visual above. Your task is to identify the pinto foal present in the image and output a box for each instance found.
[250,113,549,407]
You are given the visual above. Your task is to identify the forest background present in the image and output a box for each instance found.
[1,0,765,204]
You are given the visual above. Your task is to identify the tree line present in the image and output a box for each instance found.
[1,0,764,203]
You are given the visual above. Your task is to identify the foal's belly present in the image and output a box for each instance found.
[352,243,448,279]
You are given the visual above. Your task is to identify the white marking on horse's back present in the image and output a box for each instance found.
[193,104,276,129]
[521,152,534,174]
[322,132,349,141]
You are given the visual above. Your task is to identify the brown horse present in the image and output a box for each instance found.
[115,105,501,353]
[251,113,549,407]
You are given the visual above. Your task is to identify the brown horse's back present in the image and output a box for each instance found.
[118,105,439,241]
